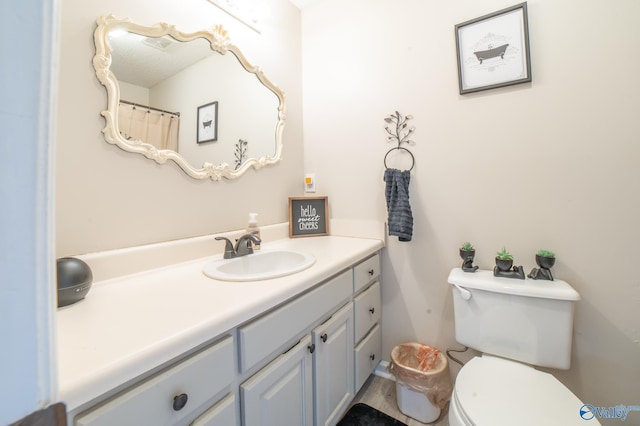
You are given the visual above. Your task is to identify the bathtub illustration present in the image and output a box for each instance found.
[473,43,509,64]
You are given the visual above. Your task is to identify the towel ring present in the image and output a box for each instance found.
[384,147,415,172]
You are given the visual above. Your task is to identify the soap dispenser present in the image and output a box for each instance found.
[246,213,261,250]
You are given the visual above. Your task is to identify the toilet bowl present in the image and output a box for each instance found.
[448,355,593,426]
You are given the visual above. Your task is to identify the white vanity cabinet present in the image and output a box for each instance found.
[74,335,235,426]
[63,242,384,426]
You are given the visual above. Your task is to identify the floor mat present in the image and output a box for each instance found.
[337,403,408,426]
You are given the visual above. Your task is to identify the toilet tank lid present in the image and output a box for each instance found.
[448,268,580,301]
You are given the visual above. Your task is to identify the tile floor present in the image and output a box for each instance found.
[350,375,449,426]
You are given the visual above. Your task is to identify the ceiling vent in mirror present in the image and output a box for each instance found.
[143,36,175,51]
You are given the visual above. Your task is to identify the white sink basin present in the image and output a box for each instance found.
[202,250,316,281]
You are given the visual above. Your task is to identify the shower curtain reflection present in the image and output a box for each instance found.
[118,102,179,151]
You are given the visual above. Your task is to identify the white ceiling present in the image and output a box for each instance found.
[109,32,212,88]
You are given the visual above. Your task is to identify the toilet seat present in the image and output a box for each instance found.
[451,355,593,426]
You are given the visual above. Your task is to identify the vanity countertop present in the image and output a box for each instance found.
[57,234,384,412]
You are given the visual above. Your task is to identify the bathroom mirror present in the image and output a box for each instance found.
[93,15,285,180]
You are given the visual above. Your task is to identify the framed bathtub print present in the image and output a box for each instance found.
[289,196,329,238]
[455,2,531,94]
[197,101,218,143]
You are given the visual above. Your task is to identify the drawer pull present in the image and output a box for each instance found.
[370,354,376,361]
[320,333,328,343]
[308,343,316,354]
[173,393,188,411]
[369,307,375,314]
[368,269,375,276]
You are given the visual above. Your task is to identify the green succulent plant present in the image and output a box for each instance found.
[461,242,474,251]
[496,247,513,260]
[537,249,555,258]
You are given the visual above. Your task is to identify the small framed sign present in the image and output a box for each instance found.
[289,196,329,238]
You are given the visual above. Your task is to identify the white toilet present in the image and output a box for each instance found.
[448,268,600,426]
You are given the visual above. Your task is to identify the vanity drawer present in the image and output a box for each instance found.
[75,335,234,426]
[191,393,237,426]
[353,281,381,344]
[353,254,380,293]
[239,269,353,372]
[354,324,382,393]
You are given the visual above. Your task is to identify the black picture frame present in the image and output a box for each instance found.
[197,101,218,143]
[455,2,531,94]
[289,196,329,238]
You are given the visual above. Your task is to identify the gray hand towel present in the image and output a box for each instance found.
[384,168,413,242]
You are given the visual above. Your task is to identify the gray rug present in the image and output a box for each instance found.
[337,403,408,426]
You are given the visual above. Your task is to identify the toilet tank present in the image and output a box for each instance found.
[448,268,580,369]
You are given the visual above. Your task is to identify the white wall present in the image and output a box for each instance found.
[301,0,640,412]
[56,0,303,255]
[0,0,58,423]
[150,52,278,167]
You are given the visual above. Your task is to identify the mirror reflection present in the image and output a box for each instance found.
[93,15,286,180]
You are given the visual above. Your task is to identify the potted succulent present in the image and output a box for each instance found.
[459,242,478,272]
[536,249,556,270]
[495,247,514,272]
[528,249,556,280]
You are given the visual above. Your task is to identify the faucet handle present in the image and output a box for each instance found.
[215,237,236,259]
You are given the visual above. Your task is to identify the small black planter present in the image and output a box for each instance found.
[460,249,479,272]
[536,254,555,269]
[495,257,513,272]
[528,255,555,280]
[494,257,525,279]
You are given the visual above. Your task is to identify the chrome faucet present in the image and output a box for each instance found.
[215,233,262,259]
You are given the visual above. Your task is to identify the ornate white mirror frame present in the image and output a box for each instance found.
[93,15,286,180]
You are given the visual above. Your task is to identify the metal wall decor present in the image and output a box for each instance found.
[234,139,248,170]
[383,111,415,172]
[455,2,531,94]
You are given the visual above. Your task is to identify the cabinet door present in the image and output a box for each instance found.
[241,336,314,426]
[312,303,354,426]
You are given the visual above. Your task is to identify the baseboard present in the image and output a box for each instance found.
[373,360,396,381]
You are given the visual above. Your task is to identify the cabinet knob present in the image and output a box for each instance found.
[173,393,188,411]
[320,333,328,343]
[308,343,316,354]
[370,354,376,361]
[368,269,375,276]
[369,307,375,314]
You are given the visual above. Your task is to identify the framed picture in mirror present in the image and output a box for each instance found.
[197,101,218,143]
